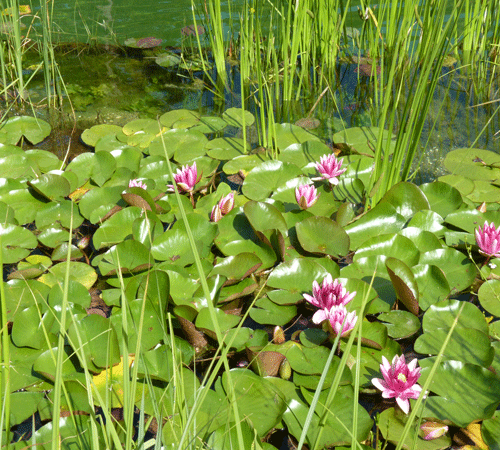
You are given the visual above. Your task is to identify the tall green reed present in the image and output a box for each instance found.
[0,235,12,449]
[0,0,62,111]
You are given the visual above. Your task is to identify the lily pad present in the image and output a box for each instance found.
[0,223,37,264]
[419,358,500,427]
[0,116,51,145]
[222,108,255,128]
[478,279,500,316]
[443,148,500,181]
[378,310,421,339]
[274,123,320,150]
[242,160,303,201]
[295,216,350,257]
[81,124,122,147]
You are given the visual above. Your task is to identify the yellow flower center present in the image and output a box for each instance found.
[397,373,407,383]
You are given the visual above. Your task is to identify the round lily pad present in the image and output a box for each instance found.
[0,116,51,145]
[378,310,420,339]
[222,108,255,128]
[478,279,500,316]
[81,124,123,147]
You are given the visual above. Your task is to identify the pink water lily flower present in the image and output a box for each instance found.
[128,179,147,190]
[210,192,235,222]
[372,355,422,414]
[295,184,319,209]
[326,305,357,336]
[171,162,201,193]
[303,274,356,324]
[475,221,500,258]
[314,153,346,185]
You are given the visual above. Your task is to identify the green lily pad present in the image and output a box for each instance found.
[354,233,420,267]
[38,261,97,290]
[0,223,37,263]
[378,407,451,449]
[468,179,500,203]
[0,116,51,145]
[242,160,303,201]
[223,154,270,175]
[267,257,338,294]
[9,391,44,426]
[249,296,297,326]
[213,208,278,270]
[95,240,152,276]
[419,248,477,294]
[190,116,228,134]
[111,297,164,351]
[415,300,492,367]
[11,306,55,349]
[205,137,246,160]
[159,109,201,128]
[92,207,144,249]
[420,181,463,217]
[274,123,320,150]
[399,227,443,253]
[406,210,445,236]
[295,216,350,257]
[443,148,500,181]
[378,310,421,339]
[37,224,70,248]
[438,174,475,197]
[419,358,500,427]
[81,124,123,147]
[381,182,430,221]
[78,186,123,223]
[219,368,286,437]
[148,129,208,163]
[332,126,395,157]
[25,151,61,174]
[412,264,450,311]
[27,173,71,201]
[222,108,255,128]
[210,253,262,284]
[385,257,419,315]
[95,133,138,153]
[67,314,121,369]
[244,200,288,237]
[345,202,406,250]
[36,200,84,230]
[0,180,48,224]
[195,307,241,337]
[278,140,332,169]
[478,279,500,316]
[155,52,181,68]
[482,411,500,450]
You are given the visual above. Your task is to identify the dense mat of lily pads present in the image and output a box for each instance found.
[2,110,500,448]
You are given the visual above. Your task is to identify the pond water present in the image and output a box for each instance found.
[19,1,499,171]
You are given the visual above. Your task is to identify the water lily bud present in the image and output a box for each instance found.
[279,359,291,380]
[77,235,91,250]
[210,204,222,222]
[219,192,235,215]
[295,184,319,209]
[273,326,285,344]
[420,421,449,441]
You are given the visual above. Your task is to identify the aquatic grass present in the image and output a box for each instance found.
[366,0,463,205]
[0,235,11,448]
